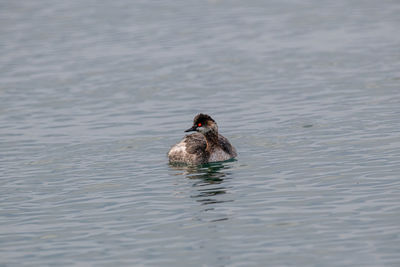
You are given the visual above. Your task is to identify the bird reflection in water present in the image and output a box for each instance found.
[169,160,235,206]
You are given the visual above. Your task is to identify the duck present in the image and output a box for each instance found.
[168,113,237,164]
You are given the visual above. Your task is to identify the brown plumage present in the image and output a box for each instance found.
[168,114,237,164]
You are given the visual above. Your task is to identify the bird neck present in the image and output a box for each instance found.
[204,130,219,152]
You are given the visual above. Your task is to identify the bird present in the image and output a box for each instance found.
[168,113,237,164]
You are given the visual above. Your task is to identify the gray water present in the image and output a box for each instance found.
[1,0,400,266]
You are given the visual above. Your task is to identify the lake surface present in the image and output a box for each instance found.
[1,0,400,266]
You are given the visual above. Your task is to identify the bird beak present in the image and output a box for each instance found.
[184,125,197,132]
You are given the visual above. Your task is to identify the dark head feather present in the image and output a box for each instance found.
[193,113,215,125]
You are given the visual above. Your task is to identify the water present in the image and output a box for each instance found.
[1,0,400,266]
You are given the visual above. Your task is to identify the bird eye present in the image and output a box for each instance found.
[197,123,202,127]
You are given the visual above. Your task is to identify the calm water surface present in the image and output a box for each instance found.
[1,0,400,266]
